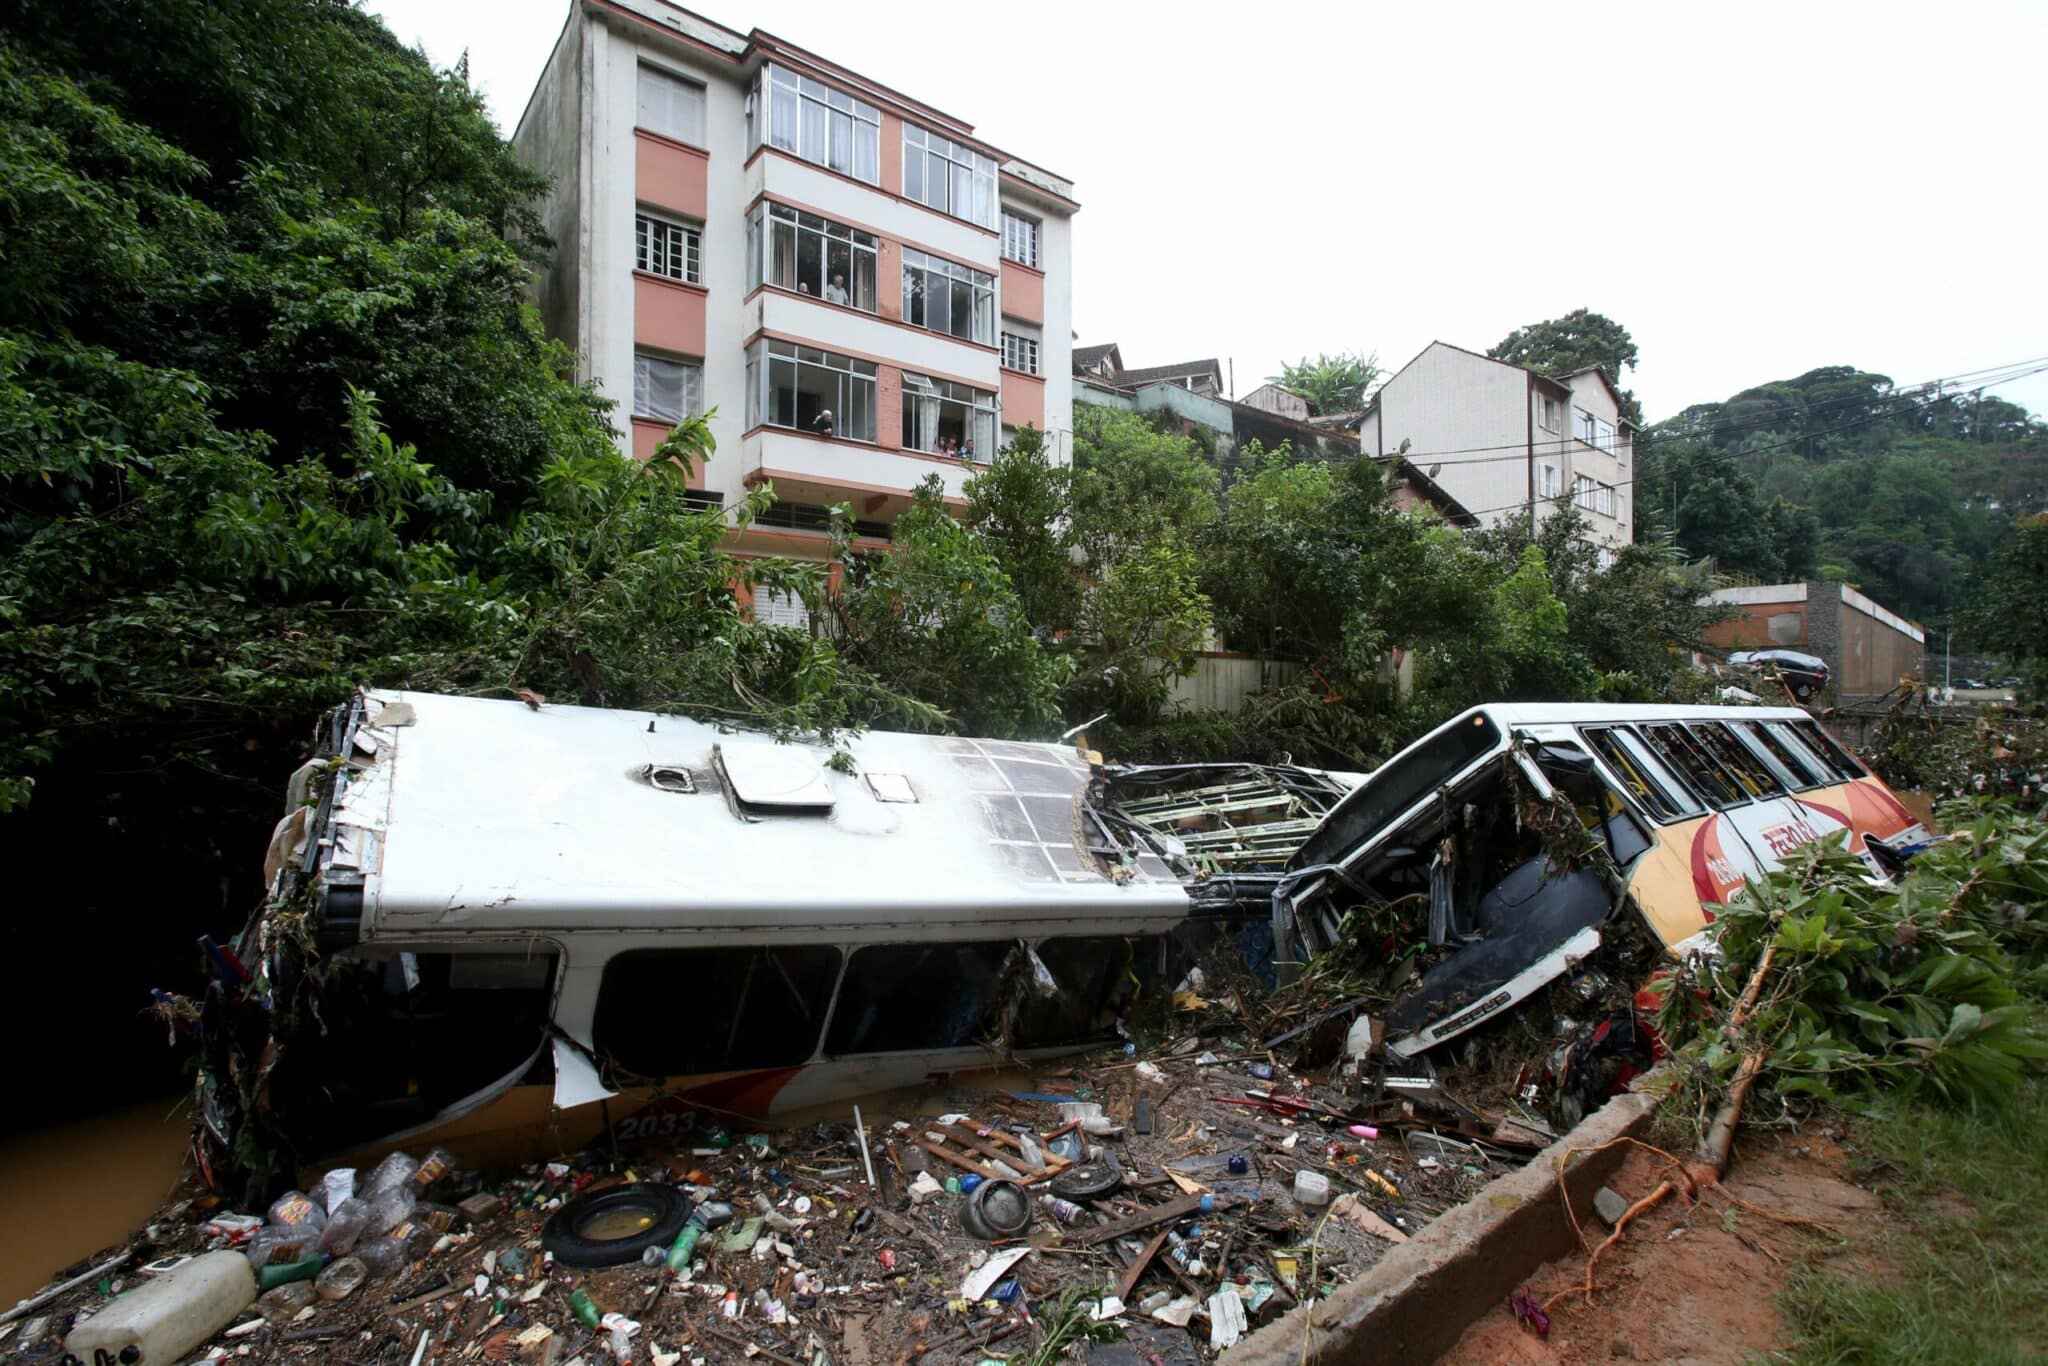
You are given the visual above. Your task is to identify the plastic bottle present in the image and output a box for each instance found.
[256,1280,318,1322]
[361,1150,419,1198]
[1165,1230,1205,1278]
[664,1224,702,1272]
[243,1224,320,1274]
[411,1145,458,1193]
[1040,1195,1083,1225]
[354,1234,412,1278]
[319,1197,372,1256]
[64,1250,256,1365]
[362,1184,417,1238]
[257,1252,322,1292]
[315,1256,368,1302]
[569,1288,603,1329]
[266,1190,327,1230]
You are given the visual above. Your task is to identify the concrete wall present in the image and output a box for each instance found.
[1167,654,1305,713]
[1705,581,1925,699]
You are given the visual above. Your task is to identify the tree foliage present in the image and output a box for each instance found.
[1267,352,1382,416]
[1488,309,1642,424]
[1958,514,2048,691]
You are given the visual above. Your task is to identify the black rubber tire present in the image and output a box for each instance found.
[542,1182,692,1267]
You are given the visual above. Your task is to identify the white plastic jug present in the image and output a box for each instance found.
[65,1250,256,1363]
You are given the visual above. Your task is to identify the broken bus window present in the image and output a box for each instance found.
[1579,726,1700,823]
[1689,722,1785,800]
[1759,721,1838,787]
[825,941,1012,1055]
[593,947,841,1077]
[1635,723,1745,809]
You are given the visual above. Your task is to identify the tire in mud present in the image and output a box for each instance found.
[541,1182,692,1267]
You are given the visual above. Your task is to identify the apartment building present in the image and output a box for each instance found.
[513,0,1077,612]
[1358,342,1635,551]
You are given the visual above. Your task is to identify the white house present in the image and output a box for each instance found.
[1358,342,1635,550]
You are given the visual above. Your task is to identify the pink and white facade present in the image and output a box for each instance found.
[513,0,1076,587]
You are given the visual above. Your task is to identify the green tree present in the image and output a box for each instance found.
[964,425,1077,637]
[1957,513,2048,688]
[1267,352,1382,415]
[827,479,1069,738]
[1488,309,1642,424]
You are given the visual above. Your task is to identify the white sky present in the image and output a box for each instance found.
[368,0,2048,424]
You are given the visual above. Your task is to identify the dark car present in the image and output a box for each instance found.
[1727,648,1830,700]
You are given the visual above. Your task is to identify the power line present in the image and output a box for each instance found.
[1452,360,2048,522]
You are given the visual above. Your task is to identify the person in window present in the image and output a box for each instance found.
[960,439,974,462]
[810,408,834,437]
[824,273,849,305]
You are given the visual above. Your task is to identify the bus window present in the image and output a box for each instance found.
[1012,937,1148,1048]
[1690,723,1785,800]
[826,941,1013,1055]
[1635,723,1745,809]
[1791,719,1868,781]
[1762,721,1838,787]
[594,946,841,1078]
[1734,720,1826,789]
[1581,726,1701,822]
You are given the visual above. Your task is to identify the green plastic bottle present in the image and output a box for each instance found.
[256,1253,323,1292]
[665,1223,702,1272]
[569,1287,602,1329]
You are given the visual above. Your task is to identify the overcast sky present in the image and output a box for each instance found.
[367,0,2048,423]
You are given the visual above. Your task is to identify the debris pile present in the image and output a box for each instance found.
[3,1015,1564,1364]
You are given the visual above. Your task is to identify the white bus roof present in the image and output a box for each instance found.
[1458,702,1816,727]
[328,691,1189,940]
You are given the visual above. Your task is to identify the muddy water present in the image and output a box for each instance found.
[0,1097,190,1307]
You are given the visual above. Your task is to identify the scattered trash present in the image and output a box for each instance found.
[1511,1284,1552,1338]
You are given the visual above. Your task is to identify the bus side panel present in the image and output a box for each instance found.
[1625,813,1722,949]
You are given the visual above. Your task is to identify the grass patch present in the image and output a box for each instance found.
[1777,1078,2048,1364]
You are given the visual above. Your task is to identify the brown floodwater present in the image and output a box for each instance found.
[0,1097,190,1307]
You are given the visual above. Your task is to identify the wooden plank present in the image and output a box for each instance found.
[1114,1227,1171,1303]
[1070,1193,1208,1248]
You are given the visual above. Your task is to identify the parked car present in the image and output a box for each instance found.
[1727,649,1830,700]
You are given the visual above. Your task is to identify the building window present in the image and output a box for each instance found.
[903,124,997,229]
[747,202,877,311]
[1538,394,1560,432]
[635,212,701,284]
[1574,407,1597,445]
[1001,210,1040,267]
[1574,475,1597,510]
[746,338,877,442]
[1597,547,1616,570]
[902,372,996,460]
[749,63,880,184]
[1594,417,1616,453]
[633,351,703,423]
[752,586,811,630]
[637,65,706,145]
[1595,482,1615,517]
[1001,331,1040,375]
[902,249,994,344]
[1539,463,1561,498]
[756,500,890,540]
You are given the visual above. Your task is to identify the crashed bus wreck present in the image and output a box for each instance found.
[189,691,1927,1187]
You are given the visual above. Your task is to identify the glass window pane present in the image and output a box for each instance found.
[595,947,840,1078]
[855,122,878,183]
[771,85,797,150]
[846,372,874,441]
[801,98,826,163]
[795,227,822,295]
[825,943,1014,1055]
[828,111,852,174]
[949,277,973,339]
[905,148,924,202]
[853,249,876,312]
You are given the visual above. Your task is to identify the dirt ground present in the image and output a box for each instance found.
[1447,1126,1889,1364]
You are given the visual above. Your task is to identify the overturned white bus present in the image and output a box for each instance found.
[191,690,1925,1183]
